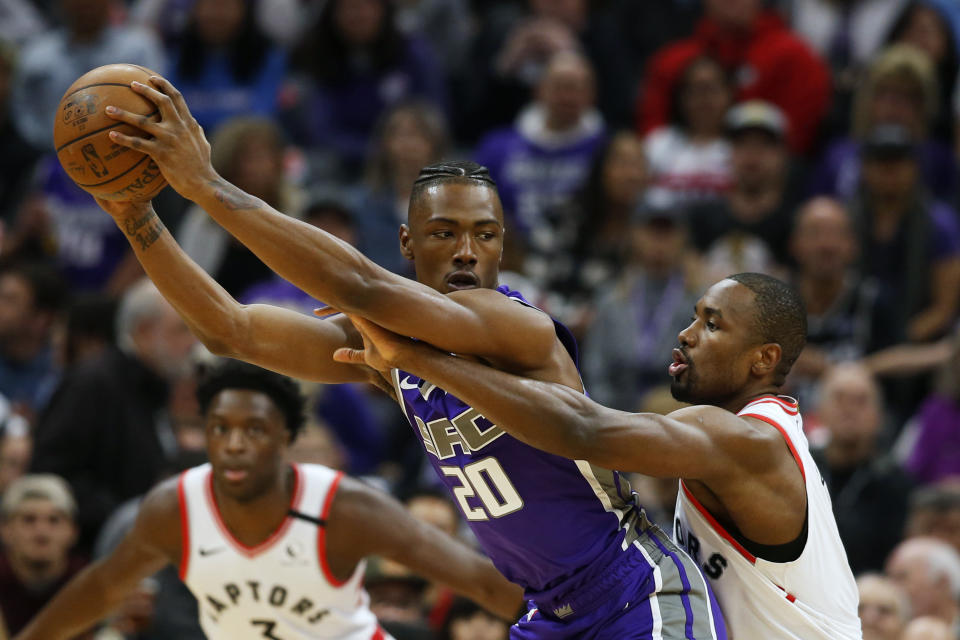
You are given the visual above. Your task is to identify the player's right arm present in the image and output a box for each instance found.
[14,480,181,640]
[96,199,367,384]
[326,476,524,622]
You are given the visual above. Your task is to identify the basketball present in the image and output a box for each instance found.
[53,63,167,201]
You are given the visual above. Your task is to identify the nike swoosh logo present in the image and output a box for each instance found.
[399,376,420,390]
[199,547,225,557]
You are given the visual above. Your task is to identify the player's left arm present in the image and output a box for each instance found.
[104,77,557,371]
[325,476,524,621]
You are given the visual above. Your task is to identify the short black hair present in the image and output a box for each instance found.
[409,160,498,213]
[727,273,807,386]
[0,260,66,313]
[196,360,306,441]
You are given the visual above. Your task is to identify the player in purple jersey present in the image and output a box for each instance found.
[93,75,726,639]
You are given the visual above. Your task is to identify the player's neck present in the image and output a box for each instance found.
[724,386,782,414]
[213,466,295,547]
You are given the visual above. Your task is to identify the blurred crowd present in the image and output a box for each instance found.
[0,0,959,638]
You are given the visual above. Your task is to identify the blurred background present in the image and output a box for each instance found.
[0,1,959,638]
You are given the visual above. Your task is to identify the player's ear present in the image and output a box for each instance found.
[752,343,782,378]
[399,224,414,261]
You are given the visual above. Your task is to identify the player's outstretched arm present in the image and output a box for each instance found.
[336,316,782,480]
[104,78,557,371]
[326,476,524,622]
[14,480,181,640]
[95,199,368,385]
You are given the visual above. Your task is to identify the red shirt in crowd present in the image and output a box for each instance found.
[636,10,831,154]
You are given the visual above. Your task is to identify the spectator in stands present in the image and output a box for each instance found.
[886,0,960,141]
[644,55,733,206]
[9,0,165,151]
[178,116,304,297]
[528,130,648,333]
[461,0,632,137]
[885,537,960,633]
[637,0,830,154]
[351,101,449,276]
[811,363,914,575]
[31,280,196,553]
[394,0,472,77]
[902,336,960,484]
[905,483,960,554]
[0,474,84,636]
[54,293,116,370]
[787,197,891,407]
[285,0,445,176]
[163,0,287,133]
[4,156,146,294]
[847,124,960,344]
[857,573,911,640]
[476,50,605,235]
[441,597,509,640]
[0,41,39,224]
[0,261,65,417]
[688,101,798,282]
[811,45,957,202]
[582,194,699,411]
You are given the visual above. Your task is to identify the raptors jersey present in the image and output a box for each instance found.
[674,395,861,639]
[177,463,385,640]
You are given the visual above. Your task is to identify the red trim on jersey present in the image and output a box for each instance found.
[739,413,806,481]
[204,464,303,557]
[775,584,798,603]
[680,481,757,564]
[371,627,386,640]
[177,472,190,581]
[745,395,799,415]
[318,471,347,587]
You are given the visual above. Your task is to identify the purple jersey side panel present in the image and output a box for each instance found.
[392,286,645,596]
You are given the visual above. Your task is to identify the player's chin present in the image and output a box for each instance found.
[669,379,692,403]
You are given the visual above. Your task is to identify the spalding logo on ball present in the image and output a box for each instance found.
[53,63,168,201]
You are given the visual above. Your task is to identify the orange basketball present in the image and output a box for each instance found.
[53,63,168,201]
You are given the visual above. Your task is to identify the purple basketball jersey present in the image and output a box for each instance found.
[390,286,644,598]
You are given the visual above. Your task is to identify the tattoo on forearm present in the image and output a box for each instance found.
[210,179,260,211]
[123,210,166,251]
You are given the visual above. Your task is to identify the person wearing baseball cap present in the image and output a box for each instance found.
[689,100,799,274]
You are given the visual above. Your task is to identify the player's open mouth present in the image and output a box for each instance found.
[668,349,689,378]
[446,271,480,291]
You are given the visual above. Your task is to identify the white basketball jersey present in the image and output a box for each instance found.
[177,463,386,640]
[674,396,862,639]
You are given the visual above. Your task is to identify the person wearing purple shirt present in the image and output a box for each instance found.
[283,0,446,175]
[476,51,605,236]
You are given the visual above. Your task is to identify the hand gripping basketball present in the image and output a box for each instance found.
[105,76,217,202]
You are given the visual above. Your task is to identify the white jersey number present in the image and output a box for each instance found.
[440,457,524,521]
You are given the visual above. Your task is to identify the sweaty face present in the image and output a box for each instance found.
[403,182,504,294]
[670,281,762,405]
[205,390,290,502]
[1,499,76,567]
